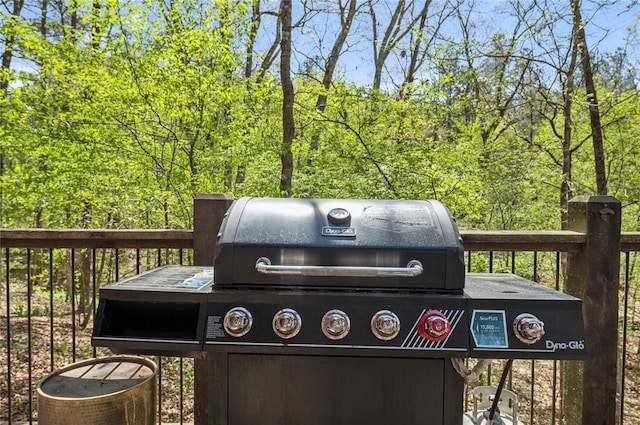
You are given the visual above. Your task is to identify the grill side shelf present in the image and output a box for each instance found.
[465,273,586,360]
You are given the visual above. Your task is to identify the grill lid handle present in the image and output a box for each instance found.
[255,257,423,278]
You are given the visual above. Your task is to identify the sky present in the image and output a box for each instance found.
[267,0,640,89]
[4,0,640,89]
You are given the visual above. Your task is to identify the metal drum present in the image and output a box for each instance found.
[37,356,157,425]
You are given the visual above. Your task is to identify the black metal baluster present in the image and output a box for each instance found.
[49,249,54,371]
[530,360,536,424]
[552,252,561,424]
[486,252,494,386]
[508,252,515,390]
[489,251,494,273]
[533,252,539,423]
[533,251,539,282]
[115,249,120,281]
[5,248,12,424]
[620,251,630,425]
[27,249,33,424]
[157,356,163,423]
[71,249,76,363]
[180,357,184,425]
[92,249,97,358]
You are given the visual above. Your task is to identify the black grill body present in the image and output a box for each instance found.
[92,197,586,425]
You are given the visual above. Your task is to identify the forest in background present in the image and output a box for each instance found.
[2,0,640,232]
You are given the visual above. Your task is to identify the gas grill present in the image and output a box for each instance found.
[92,197,586,425]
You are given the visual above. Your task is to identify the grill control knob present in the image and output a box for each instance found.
[223,307,253,337]
[513,313,545,344]
[273,308,302,339]
[418,310,451,342]
[321,309,351,340]
[371,310,401,341]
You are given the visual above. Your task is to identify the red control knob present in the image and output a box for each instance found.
[418,310,451,342]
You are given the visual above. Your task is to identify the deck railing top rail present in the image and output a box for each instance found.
[0,229,194,249]
[2,228,640,251]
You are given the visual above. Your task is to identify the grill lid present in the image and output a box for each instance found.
[213,197,465,291]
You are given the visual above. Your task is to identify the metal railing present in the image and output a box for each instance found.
[1,198,639,425]
[0,233,194,424]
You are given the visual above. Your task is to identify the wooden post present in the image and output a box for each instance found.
[193,194,233,267]
[564,195,620,425]
[193,194,233,425]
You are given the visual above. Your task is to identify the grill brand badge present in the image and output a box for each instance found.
[470,310,509,348]
[322,227,356,237]
[545,339,585,351]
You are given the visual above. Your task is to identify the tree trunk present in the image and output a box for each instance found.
[315,0,358,111]
[70,0,78,42]
[245,0,261,79]
[78,249,92,328]
[561,14,579,229]
[369,0,431,91]
[257,9,282,83]
[572,0,607,195]
[1,0,25,93]
[309,0,358,152]
[279,0,294,197]
[90,0,102,50]
[399,1,434,98]
[219,1,233,80]
[40,0,48,36]
[370,0,404,91]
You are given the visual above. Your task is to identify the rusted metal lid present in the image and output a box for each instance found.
[39,357,155,398]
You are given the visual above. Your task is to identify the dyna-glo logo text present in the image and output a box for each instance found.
[322,227,356,237]
[545,340,585,351]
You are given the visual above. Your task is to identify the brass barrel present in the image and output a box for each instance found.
[37,356,157,425]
